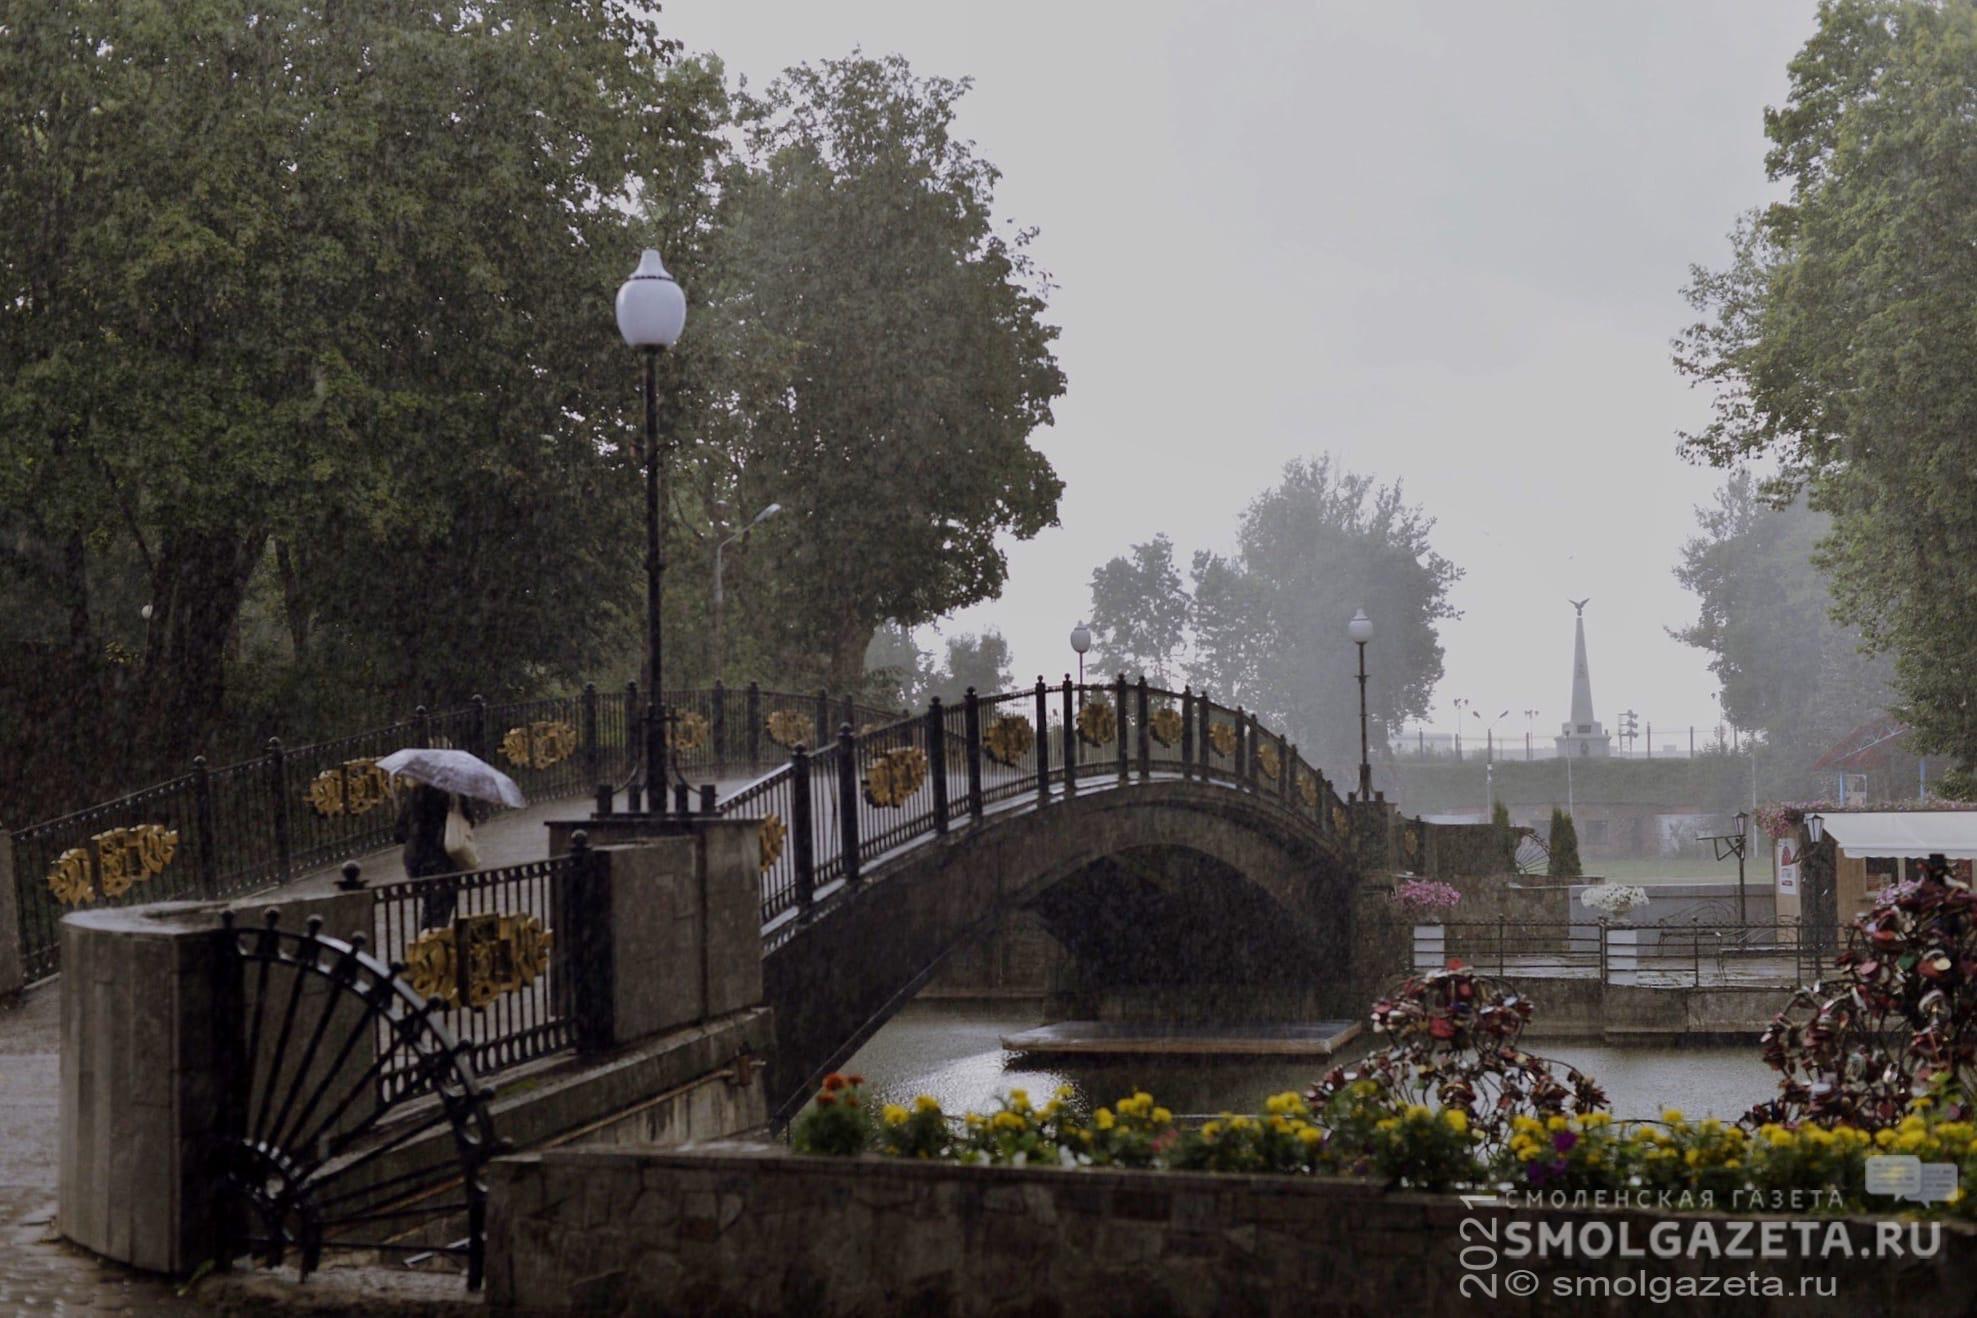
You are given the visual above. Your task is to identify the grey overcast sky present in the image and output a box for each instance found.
[663,0,1818,745]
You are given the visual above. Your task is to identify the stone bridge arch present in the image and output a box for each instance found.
[761,779,1357,1117]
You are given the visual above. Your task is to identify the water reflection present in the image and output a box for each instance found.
[845,1001,1780,1121]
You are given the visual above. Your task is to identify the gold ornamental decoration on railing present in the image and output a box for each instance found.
[1255,743,1281,782]
[1076,699,1116,747]
[499,720,578,771]
[666,710,711,753]
[47,824,180,907]
[303,759,395,818]
[863,746,929,808]
[758,813,787,871]
[765,709,810,749]
[1147,707,1182,748]
[1206,723,1237,759]
[1298,773,1320,809]
[983,715,1035,767]
[404,912,554,1009]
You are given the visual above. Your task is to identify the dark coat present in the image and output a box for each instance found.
[394,783,475,878]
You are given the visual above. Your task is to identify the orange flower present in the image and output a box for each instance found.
[846,1074,865,1086]
[822,1074,845,1092]
[815,1093,836,1107]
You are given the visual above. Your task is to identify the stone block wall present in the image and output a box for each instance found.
[485,1143,1973,1316]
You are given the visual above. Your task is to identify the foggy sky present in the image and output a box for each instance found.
[663,0,1819,746]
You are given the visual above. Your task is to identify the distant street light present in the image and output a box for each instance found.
[1070,621,1092,691]
[1349,609,1374,798]
[1473,707,1510,763]
[710,502,782,681]
[1522,707,1541,761]
[617,248,687,811]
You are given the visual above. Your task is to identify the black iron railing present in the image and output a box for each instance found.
[369,854,588,1095]
[723,679,1356,939]
[9,681,898,982]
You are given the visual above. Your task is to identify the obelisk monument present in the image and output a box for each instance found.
[1554,599,1611,757]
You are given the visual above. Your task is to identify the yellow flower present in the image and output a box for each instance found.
[1151,1107,1172,1126]
[1094,1108,1116,1131]
[914,1094,941,1114]
[1375,1117,1399,1133]
[1042,1100,1063,1119]
[1546,1115,1569,1132]
[965,1112,986,1128]
[1662,1108,1685,1125]
[1404,1104,1433,1122]
[1266,1092,1306,1117]
[1581,1112,1611,1129]
[993,1111,1024,1132]
[1875,1129,1897,1149]
[882,1104,910,1127]
[1297,1126,1322,1146]
[1056,1084,1076,1101]
[1008,1089,1030,1110]
[1443,1109,1469,1134]
[1202,1121,1223,1140]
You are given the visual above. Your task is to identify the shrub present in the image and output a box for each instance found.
[1308,962,1607,1159]
[790,1073,873,1156]
[1171,1093,1323,1176]
[1367,1103,1479,1192]
[1750,856,1977,1127]
[1491,800,1517,871]
[876,1093,952,1159]
[1546,807,1583,878]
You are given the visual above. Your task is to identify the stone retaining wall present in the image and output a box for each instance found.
[485,1143,1972,1316]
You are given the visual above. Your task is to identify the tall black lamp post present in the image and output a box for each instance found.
[617,249,687,811]
[1349,608,1373,799]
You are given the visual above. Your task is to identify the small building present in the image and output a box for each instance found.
[1773,806,1977,932]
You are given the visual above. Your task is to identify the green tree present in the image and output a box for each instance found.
[0,0,696,782]
[1187,457,1461,765]
[1672,472,1894,791]
[686,53,1066,689]
[1674,0,1977,775]
[935,630,1014,702]
[1086,535,1191,686]
[1546,808,1583,880]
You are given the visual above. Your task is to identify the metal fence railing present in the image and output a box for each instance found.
[10,681,899,982]
[369,854,582,1096]
[1405,917,1839,988]
[725,679,1359,939]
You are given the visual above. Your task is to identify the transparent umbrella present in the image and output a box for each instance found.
[374,747,527,809]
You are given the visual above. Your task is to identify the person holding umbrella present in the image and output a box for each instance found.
[377,746,528,929]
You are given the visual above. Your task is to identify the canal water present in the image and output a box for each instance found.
[845,1002,1779,1121]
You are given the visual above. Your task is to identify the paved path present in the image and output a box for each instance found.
[0,780,760,1309]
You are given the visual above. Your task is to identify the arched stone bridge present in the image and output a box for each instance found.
[714,678,1405,1118]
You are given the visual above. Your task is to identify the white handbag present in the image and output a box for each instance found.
[442,805,480,870]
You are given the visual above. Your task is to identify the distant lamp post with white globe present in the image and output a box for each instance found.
[1070,621,1092,692]
[1348,608,1374,799]
[617,249,687,812]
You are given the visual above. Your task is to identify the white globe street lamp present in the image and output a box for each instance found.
[617,249,687,811]
[1348,609,1373,798]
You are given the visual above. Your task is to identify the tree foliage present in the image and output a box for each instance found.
[1086,535,1190,686]
[684,53,1065,689]
[1674,0,1977,772]
[0,21,1064,824]
[0,0,700,795]
[1672,473,1894,791]
[1191,458,1460,764]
